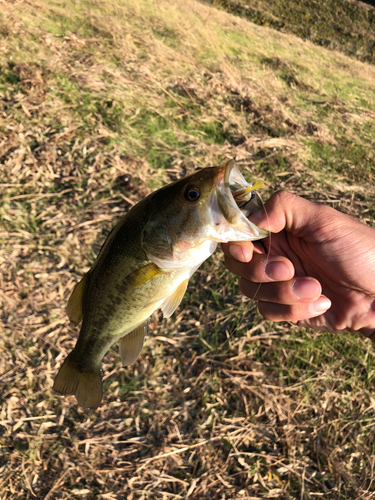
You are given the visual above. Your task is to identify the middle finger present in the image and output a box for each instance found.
[225,253,295,283]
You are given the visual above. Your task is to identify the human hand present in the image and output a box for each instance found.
[222,191,375,339]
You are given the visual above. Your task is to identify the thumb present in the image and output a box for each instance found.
[249,190,329,236]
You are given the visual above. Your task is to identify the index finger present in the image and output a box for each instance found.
[221,241,255,263]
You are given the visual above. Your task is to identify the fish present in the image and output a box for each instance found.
[53,159,268,409]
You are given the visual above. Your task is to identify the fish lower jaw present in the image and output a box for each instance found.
[147,239,218,272]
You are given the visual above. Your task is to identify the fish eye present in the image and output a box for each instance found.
[184,185,201,202]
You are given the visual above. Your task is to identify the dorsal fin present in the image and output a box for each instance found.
[160,279,189,318]
[119,322,147,367]
[67,273,88,326]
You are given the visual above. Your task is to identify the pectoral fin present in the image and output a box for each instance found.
[127,262,163,288]
[119,322,147,367]
[67,273,89,326]
[160,279,189,318]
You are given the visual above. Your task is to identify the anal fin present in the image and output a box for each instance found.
[67,273,89,326]
[119,322,147,367]
[160,279,189,318]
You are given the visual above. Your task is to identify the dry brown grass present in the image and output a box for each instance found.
[1,0,375,498]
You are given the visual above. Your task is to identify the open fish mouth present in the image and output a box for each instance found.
[223,159,264,217]
[213,159,268,240]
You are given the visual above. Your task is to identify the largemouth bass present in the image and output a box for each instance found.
[53,160,268,409]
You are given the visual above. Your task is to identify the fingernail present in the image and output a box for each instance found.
[229,244,249,262]
[292,278,321,299]
[310,296,332,314]
[249,209,262,225]
[265,261,292,281]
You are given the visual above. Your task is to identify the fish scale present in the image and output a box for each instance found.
[53,160,268,409]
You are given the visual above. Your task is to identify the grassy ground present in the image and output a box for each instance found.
[1,0,375,498]
[203,0,375,66]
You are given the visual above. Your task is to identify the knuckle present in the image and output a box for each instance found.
[272,190,296,206]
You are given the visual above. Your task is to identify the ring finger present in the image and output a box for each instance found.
[240,276,323,304]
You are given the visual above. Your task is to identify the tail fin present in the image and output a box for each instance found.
[53,352,102,410]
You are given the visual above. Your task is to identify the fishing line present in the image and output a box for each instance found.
[252,191,272,301]
[207,189,272,381]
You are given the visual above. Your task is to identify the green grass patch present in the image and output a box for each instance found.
[203,0,375,66]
